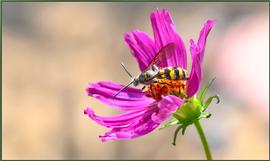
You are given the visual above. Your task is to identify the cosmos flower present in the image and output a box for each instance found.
[84,9,215,142]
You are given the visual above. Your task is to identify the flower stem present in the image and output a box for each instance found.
[194,120,212,160]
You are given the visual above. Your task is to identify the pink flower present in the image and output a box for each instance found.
[84,9,215,142]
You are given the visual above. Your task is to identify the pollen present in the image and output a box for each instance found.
[145,79,187,100]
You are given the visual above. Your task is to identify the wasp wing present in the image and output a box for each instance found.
[144,43,177,72]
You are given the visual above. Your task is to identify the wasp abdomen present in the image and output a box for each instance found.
[158,67,187,80]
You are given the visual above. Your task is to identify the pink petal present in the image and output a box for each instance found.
[150,9,187,69]
[87,81,155,111]
[98,107,159,142]
[86,82,155,110]
[124,30,157,71]
[187,20,215,97]
[186,55,202,97]
[151,95,184,123]
[84,107,153,128]
[85,87,183,142]
[197,19,216,63]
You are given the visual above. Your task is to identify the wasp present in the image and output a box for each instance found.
[113,43,189,99]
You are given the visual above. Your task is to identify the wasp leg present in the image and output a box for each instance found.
[141,86,146,90]
[150,83,153,92]
[150,83,156,98]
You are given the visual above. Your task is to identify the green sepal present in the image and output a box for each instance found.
[172,124,188,146]
[199,112,212,119]
[181,126,187,135]
[199,77,216,103]
[202,95,220,112]
[159,117,179,130]
[172,125,184,146]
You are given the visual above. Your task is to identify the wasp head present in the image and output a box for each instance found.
[133,78,140,86]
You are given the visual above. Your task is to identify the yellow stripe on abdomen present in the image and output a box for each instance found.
[178,68,183,79]
[158,69,166,79]
[169,70,175,80]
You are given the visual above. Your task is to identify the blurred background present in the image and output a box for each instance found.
[2,2,269,160]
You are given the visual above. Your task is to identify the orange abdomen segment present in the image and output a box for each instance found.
[145,79,187,100]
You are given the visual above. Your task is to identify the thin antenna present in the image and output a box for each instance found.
[121,62,133,78]
[113,80,134,99]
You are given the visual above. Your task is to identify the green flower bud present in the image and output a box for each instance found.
[173,97,202,126]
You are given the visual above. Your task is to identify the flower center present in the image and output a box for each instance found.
[144,79,187,100]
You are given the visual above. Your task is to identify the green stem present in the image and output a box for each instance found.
[194,120,212,160]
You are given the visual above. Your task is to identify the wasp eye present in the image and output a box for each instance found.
[139,74,144,80]
[133,80,139,86]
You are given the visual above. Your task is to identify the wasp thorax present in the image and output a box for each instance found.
[138,73,146,81]
[138,72,150,82]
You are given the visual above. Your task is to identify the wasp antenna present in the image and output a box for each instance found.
[121,62,133,78]
[113,80,134,99]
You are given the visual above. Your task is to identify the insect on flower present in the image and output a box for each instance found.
[113,42,189,99]
[84,9,216,142]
